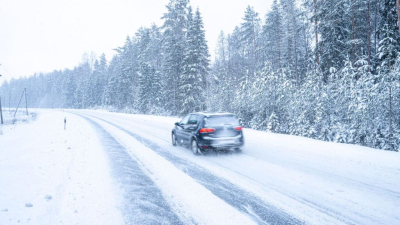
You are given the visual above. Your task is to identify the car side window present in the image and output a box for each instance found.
[180,115,190,125]
[188,115,198,125]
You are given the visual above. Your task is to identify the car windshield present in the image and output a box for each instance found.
[204,116,239,126]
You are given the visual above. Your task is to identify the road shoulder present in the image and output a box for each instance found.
[0,109,123,225]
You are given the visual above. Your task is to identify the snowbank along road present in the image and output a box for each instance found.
[1,109,399,225]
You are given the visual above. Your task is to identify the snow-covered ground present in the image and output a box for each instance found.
[1,109,399,224]
[0,109,123,224]
[0,109,37,135]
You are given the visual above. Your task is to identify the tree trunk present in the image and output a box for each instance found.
[292,8,299,86]
[397,0,400,36]
[368,0,371,68]
[351,0,354,61]
[389,54,392,150]
[276,18,282,70]
[253,25,258,72]
[375,0,379,60]
[313,0,319,66]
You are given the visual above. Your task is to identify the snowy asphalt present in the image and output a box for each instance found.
[75,112,303,225]
[78,114,184,225]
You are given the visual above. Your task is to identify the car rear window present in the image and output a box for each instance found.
[204,116,239,126]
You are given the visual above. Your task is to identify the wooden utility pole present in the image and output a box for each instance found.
[24,88,28,115]
[14,90,24,117]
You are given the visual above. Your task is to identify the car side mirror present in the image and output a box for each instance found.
[175,122,180,126]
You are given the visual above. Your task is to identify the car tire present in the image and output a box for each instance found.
[191,139,200,155]
[172,133,177,146]
[234,147,242,153]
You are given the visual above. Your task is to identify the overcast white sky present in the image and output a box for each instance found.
[0,0,273,81]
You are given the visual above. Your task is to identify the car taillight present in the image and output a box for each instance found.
[235,126,242,131]
[199,128,215,133]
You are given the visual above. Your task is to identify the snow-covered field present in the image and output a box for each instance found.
[0,109,122,224]
[0,109,37,135]
[1,109,399,224]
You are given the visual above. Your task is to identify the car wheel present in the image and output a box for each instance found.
[172,133,177,146]
[191,139,200,155]
[234,147,242,153]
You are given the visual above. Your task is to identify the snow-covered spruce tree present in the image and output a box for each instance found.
[147,25,164,113]
[209,31,229,112]
[392,57,400,151]
[302,67,325,139]
[232,6,262,124]
[261,0,311,95]
[102,56,121,108]
[348,0,375,67]
[351,57,374,146]
[63,69,76,108]
[93,54,108,107]
[276,68,296,134]
[136,28,153,113]
[296,2,314,81]
[281,0,299,84]
[261,0,283,72]
[375,0,400,150]
[135,26,163,113]
[225,27,246,118]
[336,57,358,143]
[293,68,315,138]
[264,62,280,132]
[74,61,92,109]
[161,0,189,115]
[47,70,65,108]
[267,111,279,133]
[88,59,101,107]
[180,6,210,115]
[240,5,261,74]
[193,8,210,110]
[95,53,109,105]
[317,0,350,80]
[112,36,138,110]
[138,63,153,113]
[248,62,273,130]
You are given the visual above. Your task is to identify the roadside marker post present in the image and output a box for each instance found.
[0,97,3,124]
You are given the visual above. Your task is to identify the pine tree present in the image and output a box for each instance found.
[103,56,120,107]
[180,7,210,114]
[318,0,350,80]
[114,36,137,109]
[376,0,400,150]
[63,69,77,108]
[240,6,261,74]
[161,0,189,114]
[262,0,283,72]
[138,63,153,113]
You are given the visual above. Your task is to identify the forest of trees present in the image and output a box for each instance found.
[1,0,400,151]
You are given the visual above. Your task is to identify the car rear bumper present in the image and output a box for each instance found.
[198,135,244,149]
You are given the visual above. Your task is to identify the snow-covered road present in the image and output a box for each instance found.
[1,109,399,224]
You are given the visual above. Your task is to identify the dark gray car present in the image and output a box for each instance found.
[171,112,244,155]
